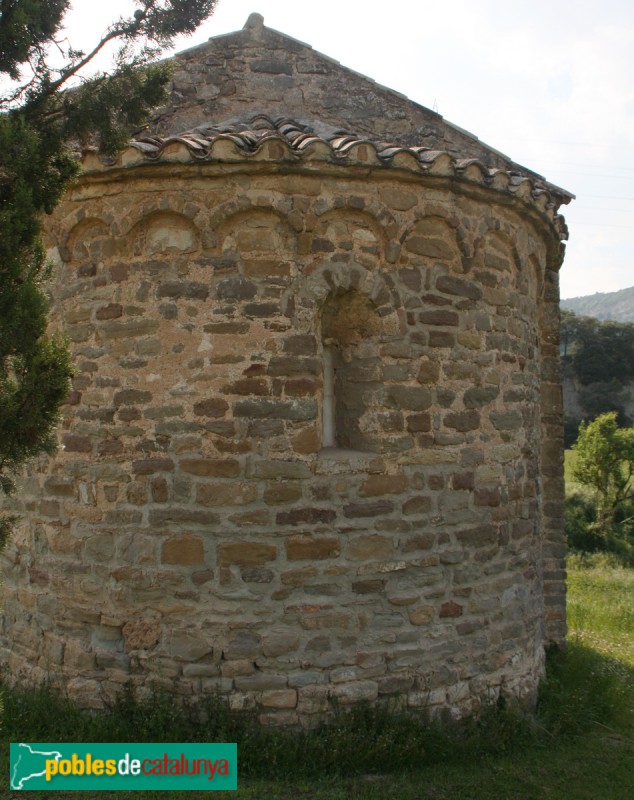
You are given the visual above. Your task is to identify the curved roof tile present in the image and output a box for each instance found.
[85,115,572,238]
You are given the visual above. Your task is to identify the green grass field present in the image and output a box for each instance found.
[568,557,634,668]
[3,559,633,799]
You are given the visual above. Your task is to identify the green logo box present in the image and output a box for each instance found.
[10,742,237,791]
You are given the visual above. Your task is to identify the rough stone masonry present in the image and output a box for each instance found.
[0,14,572,725]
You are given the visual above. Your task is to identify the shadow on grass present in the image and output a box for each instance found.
[538,637,634,736]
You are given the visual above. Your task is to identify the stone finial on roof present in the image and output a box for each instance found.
[244,12,265,30]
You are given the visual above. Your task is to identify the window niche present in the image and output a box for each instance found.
[319,288,382,451]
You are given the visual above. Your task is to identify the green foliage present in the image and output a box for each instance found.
[0,1,70,79]
[572,412,634,531]
[565,445,634,566]
[561,311,634,438]
[563,314,634,387]
[58,63,172,156]
[565,490,634,566]
[0,681,540,779]
[0,1,218,543]
[565,489,599,543]
[577,379,630,425]
[560,308,585,360]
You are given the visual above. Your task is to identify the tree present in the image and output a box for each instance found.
[569,315,634,386]
[573,412,634,533]
[560,308,587,362]
[577,380,630,426]
[0,1,218,547]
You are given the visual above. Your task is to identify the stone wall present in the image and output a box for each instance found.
[0,151,566,723]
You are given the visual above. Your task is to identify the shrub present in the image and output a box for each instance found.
[565,491,634,566]
[572,412,634,533]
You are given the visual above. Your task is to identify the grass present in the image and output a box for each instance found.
[567,554,634,668]
[2,561,633,799]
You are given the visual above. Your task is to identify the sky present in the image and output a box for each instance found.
[59,0,634,299]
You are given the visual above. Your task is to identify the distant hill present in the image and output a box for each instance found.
[561,286,634,323]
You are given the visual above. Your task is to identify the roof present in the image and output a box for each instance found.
[81,15,572,237]
[147,15,572,186]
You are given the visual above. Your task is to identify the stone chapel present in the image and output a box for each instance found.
[0,14,572,724]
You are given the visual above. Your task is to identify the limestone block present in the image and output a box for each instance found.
[223,630,262,659]
[331,680,378,704]
[66,678,103,710]
[64,639,96,671]
[299,612,351,630]
[161,535,204,566]
[240,566,274,582]
[41,633,65,666]
[263,483,302,505]
[357,561,407,576]
[408,606,435,625]
[352,579,386,594]
[260,689,297,709]
[182,663,220,678]
[407,688,446,708]
[276,508,336,526]
[402,496,432,515]
[168,631,212,662]
[377,675,414,695]
[234,673,289,691]
[262,631,299,656]
[179,458,240,477]
[122,619,161,651]
[196,482,257,506]
[359,474,407,497]
[229,692,257,711]
[218,543,276,567]
[285,535,340,561]
[297,685,330,714]
[347,535,393,560]
[95,651,131,670]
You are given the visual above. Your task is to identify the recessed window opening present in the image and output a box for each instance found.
[322,340,336,447]
[320,289,382,451]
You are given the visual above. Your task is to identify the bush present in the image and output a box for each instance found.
[565,491,634,566]
[572,413,634,532]
[565,490,598,549]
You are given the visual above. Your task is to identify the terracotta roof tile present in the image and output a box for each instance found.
[83,115,572,237]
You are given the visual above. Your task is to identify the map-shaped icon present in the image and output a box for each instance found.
[10,743,63,790]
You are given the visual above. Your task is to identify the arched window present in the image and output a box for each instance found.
[320,289,382,451]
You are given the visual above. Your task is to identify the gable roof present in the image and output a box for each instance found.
[146,13,571,202]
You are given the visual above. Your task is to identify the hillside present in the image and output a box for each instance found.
[561,286,634,323]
